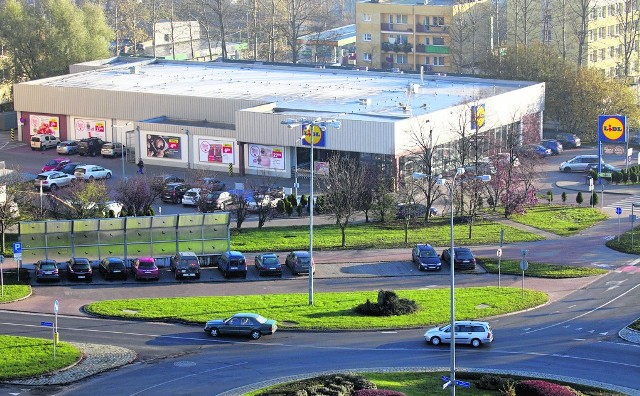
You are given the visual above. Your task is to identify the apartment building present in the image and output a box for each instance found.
[355,0,492,73]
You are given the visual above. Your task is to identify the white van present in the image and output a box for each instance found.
[559,155,599,173]
[31,134,60,151]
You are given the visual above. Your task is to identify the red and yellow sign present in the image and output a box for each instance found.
[598,115,626,143]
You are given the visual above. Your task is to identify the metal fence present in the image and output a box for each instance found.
[19,212,231,264]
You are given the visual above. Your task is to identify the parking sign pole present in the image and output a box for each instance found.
[0,255,4,296]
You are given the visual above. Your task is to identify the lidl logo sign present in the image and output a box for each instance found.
[471,104,485,130]
[302,124,326,147]
[598,115,626,143]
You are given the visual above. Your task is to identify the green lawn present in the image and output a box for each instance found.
[605,227,640,255]
[85,287,548,330]
[0,335,81,380]
[0,270,31,303]
[509,205,608,236]
[481,259,608,278]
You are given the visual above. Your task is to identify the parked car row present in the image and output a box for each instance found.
[411,244,477,271]
[32,135,126,158]
[35,164,113,190]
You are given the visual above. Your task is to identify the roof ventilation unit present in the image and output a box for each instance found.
[129,66,139,74]
[359,98,372,106]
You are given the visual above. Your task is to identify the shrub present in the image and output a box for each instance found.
[546,190,553,204]
[475,374,510,391]
[257,373,375,396]
[631,172,638,183]
[514,380,577,396]
[300,194,308,208]
[355,290,418,316]
[296,204,303,216]
[276,199,285,214]
[355,390,406,396]
[622,170,629,183]
[285,199,294,216]
[287,193,298,208]
[590,192,598,207]
[576,192,583,205]
[561,192,567,203]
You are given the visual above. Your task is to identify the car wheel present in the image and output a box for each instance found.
[105,172,112,179]
[41,146,46,151]
[50,184,58,191]
[471,339,481,348]
[431,337,441,346]
[91,151,96,157]
[195,273,200,280]
[563,167,572,173]
[250,330,262,340]
[210,328,220,337]
[89,176,95,182]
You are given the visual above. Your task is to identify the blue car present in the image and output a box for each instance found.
[411,244,442,271]
[540,139,563,155]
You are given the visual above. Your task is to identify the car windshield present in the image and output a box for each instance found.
[420,249,438,258]
[45,160,58,166]
[72,263,90,270]
[35,175,48,181]
[40,263,56,270]
[109,262,125,270]
[139,261,155,269]
[263,257,279,265]
[183,258,199,267]
[455,250,473,259]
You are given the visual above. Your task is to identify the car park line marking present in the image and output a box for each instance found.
[525,283,640,334]
[575,328,583,331]
[574,338,586,341]
[523,328,531,331]
[129,361,248,396]
[587,330,595,333]
[567,305,576,309]
[381,331,397,334]
[600,332,609,335]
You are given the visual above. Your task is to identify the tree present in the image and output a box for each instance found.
[546,190,553,204]
[281,0,318,63]
[371,179,395,223]
[576,191,584,205]
[590,191,598,207]
[561,191,567,203]
[0,171,29,252]
[48,180,110,219]
[114,176,156,216]
[319,154,366,247]
[0,0,112,83]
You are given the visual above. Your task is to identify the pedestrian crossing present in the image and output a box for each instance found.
[605,195,640,212]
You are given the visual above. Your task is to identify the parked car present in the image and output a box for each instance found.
[34,259,60,282]
[201,190,233,212]
[204,312,277,340]
[74,165,112,181]
[424,320,493,348]
[285,251,315,275]
[540,139,563,155]
[217,250,247,279]
[57,140,79,155]
[559,155,599,173]
[586,163,622,180]
[103,201,125,217]
[77,137,105,157]
[556,132,581,149]
[131,257,160,281]
[66,257,93,282]
[152,174,185,192]
[30,134,60,151]
[101,142,124,158]
[58,162,86,175]
[196,177,226,192]
[518,144,552,158]
[396,203,428,219]
[161,182,191,204]
[98,257,127,280]
[170,252,201,280]
[34,171,77,191]
[42,158,70,172]
[441,247,477,270]
[411,244,442,271]
[181,188,201,206]
[254,253,283,277]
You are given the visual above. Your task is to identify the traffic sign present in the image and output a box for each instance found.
[598,172,612,178]
[616,207,622,215]
[0,255,3,264]
[12,242,22,254]
[13,253,22,261]
[496,248,502,257]
[441,375,449,382]
[519,259,529,271]
[54,300,59,314]
[456,380,470,388]
[41,321,53,327]
[631,214,637,223]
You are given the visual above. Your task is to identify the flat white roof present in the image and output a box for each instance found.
[31,59,536,121]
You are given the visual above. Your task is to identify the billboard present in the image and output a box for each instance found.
[74,118,106,140]
[29,115,59,137]
[198,139,234,164]
[248,144,285,170]
[598,115,626,143]
[471,104,485,130]
[146,134,182,159]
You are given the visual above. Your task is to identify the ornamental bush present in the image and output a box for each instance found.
[355,390,406,396]
[514,380,576,396]
[256,373,375,396]
[355,290,418,316]
[475,374,510,391]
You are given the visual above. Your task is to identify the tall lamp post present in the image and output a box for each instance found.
[281,117,341,305]
[112,122,133,180]
[413,169,490,396]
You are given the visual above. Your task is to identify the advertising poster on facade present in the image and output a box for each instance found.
[146,134,182,159]
[29,115,60,137]
[198,139,234,164]
[74,118,106,140]
[248,144,285,170]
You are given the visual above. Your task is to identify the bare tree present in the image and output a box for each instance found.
[614,0,640,77]
[114,176,156,216]
[49,180,111,219]
[406,123,443,222]
[282,0,318,63]
[0,171,30,252]
[571,0,596,68]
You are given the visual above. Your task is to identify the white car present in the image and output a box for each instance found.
[104,201,124,217]
[182,188,201,206]
[74,165,112,181]
[424,320,493,348]
[34,171,76,191]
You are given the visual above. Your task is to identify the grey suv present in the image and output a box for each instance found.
[559,155,599,172]
[170,252,201,280]
[77,137,105,157]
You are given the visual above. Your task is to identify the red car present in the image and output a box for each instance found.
[131,257,160,281]
[42,158,70,172]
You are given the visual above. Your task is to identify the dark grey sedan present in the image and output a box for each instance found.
[204,313,277,340]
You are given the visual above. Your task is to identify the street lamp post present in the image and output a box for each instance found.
[281,117,341,305]
[413,169,490,396]
[113,122,133,180]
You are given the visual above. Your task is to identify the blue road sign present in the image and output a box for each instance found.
[41,321,53,327]
[441,375,449,382]
[455,380,470,388]
[13,242,22,254]
[616,207,622,215]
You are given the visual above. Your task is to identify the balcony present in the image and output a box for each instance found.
[381,42,414,53]
[416,44,449,54]
[380,23,413,33]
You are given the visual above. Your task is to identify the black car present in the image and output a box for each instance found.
[58,162,86,175]
[441,247,477,271]
[34,259,60,282]
[66,257,93,281]
[161,182,191,204]
[170,252,201,280]
[411,244,442,271]
[77,137,105,157]
[555,132,581,149]
[152,174,185,193]
[98,257,127,280]
[254,253,283,277]
[540,139,563,155]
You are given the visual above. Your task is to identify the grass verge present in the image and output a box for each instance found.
[0,270,31,303]
[605,227,640,254]
[509,205,608,236]
[0,335,82,381]
[480,259,608,278]
[85,287,548,329]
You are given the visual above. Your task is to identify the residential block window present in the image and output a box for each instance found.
[363,33,372,41]
[433,56,445,66]
[591,51,597,62]
[423,56,430,65]
[391,14,408,24]
[590,10,597,20]
[424,37,430,45]
[599,27,606,38]
[433,37,445,45]
[609,5,615,15]
[616,24,621,35]
[601,6,606,17]
[600,48,606,59]
[432,16,445,26]
[422,16,429,25]
[589,30,594,41]
[363,53,372,62]
[608,26,615,36]
[363,13,371,22]
[609,46,615,57]
[396,54,407,64]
